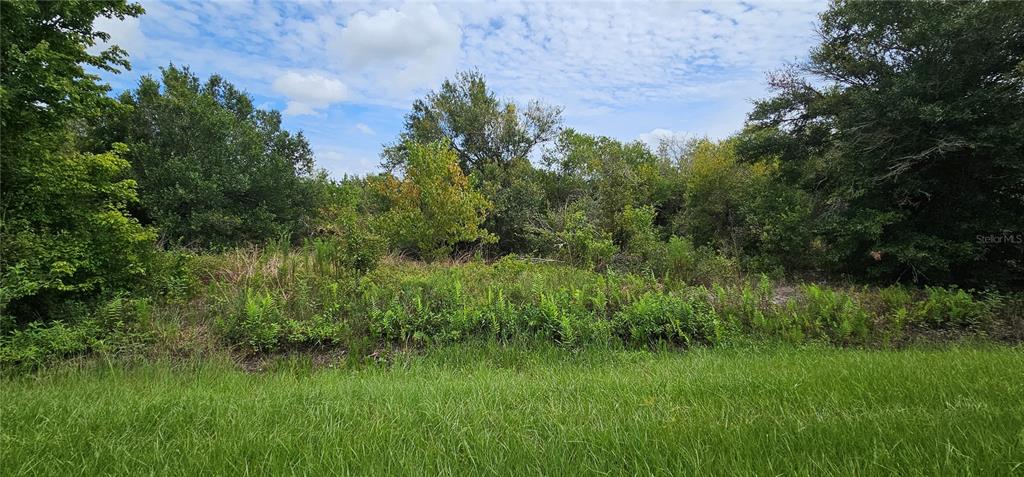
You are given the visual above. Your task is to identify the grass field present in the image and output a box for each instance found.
[2,344,1022,476]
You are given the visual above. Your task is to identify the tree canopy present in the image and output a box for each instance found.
[747,0,1024,283]
[96,65,321,248]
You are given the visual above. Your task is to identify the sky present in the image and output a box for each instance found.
[92,0,826,178]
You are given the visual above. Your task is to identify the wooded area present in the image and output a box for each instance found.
[1,1,1022,368]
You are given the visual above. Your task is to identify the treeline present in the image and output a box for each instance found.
[2,0,1023,336]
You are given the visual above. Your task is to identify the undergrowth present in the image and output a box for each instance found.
[2,240,1021,372]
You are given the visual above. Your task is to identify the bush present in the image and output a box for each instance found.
[614,292,721,346]
[553,208,617,271]
[0,297,153,371]
[1,142,157,325]
[372,140,495,261]
[793,284,871,345]
[203,238,376,352]
[660,236,740,285]
[69,248,1017,361]
[918,287,989,329]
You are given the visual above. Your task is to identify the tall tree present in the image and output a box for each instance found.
[96,65,320,248]
[748,0,1024,285]
[383,71,562,253]
[382,71,562,173]
[1,1,153,323]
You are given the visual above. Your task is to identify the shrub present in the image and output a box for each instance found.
[793,284,871,345]
[0,296,153,371]
[614,292,721,346]
[202,238,375,352]
[555,208,617,271]
[918,287,988,329]
[1,142,157,325]
[617,205,661,264]
[372,140,495,261]
[661,236,740,285]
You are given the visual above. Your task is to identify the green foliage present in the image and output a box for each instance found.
[0,1,144,140]
[205,238,377,352]
[382,70,562,173]
[373,140,495,261]
[382,71,562,254]
[1,143,156,321]
[183,252,1016,355]
[473,158,551,253]
[675,139,749,252]
[97,65,320,248]
[539,205,617,271]
[543,129,665,231]
[791,284,872,345]
[0,0,155,325]
[0,296,153,371]
[616,204,660,263]
[748,1,1024,284]
[918,287,990,329]
[660,236,740,285]
[311,184,386,274]
[614,292,722,347]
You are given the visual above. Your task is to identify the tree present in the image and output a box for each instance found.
[542,130,667,235]
[382,71,562,173]
[372,141,494,261]
[383,71,562,254]
[96,65,320,248]
[1,1,153,323]
[674,139,748,253]
[748,0,1024,285]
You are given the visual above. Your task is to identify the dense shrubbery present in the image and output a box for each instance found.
[181,252,1023,355]
[370,140,494,260]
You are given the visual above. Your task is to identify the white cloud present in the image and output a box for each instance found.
[455,1,823,112]
[332,3,461,95]
[355,123,375,135]
[335,3,460,67]
[91,15,147,58]
[272,71,349,116]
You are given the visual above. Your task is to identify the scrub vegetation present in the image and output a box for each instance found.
[1,1,1022,473]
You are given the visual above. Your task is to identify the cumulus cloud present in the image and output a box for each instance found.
[331,3,461,95]
[336,3,459,66]
[272,71,349,116]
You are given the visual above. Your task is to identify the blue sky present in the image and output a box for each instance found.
[93,0,825,178]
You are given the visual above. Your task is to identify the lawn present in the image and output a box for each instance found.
[2,345,1022,476]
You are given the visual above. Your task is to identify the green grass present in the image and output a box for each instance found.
[2,345,1022,475]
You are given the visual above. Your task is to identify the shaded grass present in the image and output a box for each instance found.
[2,344,1023,475]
